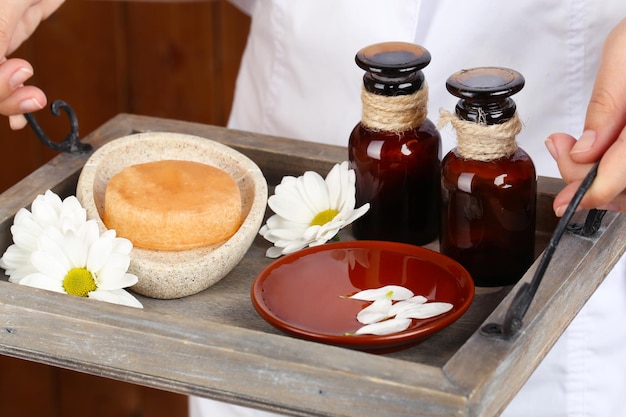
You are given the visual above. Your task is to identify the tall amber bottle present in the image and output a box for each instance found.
[439,67,536,287]
[348,42,441,245]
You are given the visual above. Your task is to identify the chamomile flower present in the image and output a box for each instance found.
[0,190,142,308]
[0,190,87,283]
[259,161,370,258]
[18,220,142,308]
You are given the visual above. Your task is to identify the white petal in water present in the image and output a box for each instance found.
[354,318,412,335]
[388,295,428,317]
[395,302,453,320]
[356,298,393,324]
[342,284,455,337]
[348,285,414,301]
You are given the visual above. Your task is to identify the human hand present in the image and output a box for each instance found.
[546,18,626,216]
[0,0,65,129]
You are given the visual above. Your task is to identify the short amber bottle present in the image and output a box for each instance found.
[348,42,441,245]
[439,67,536,287]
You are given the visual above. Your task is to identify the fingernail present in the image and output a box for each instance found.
[19,97,44,113]
[9,114,27,130]
[555,204,582,217]
[571,130,596,154]
[9,67,33,89]
[545,138,558,159]
[555,205,566,217]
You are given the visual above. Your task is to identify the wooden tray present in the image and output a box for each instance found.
[1,114,624,417]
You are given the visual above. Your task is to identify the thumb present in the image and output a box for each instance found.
[571,18,626,163]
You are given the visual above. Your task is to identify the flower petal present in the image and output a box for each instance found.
[30,249,69,281]
[354,318,412,335]
[342,203,370,225]
[356,298,392,324]
[63,229,89,268]
[97,262,136,289]
[348,285,414,301]
[326,161,351,211]
[268,192,316,224]
[265,246,284,258]
[89,288,143,308]
[19,273,65,293]
[301,170,330,214]
[388,296,428,317]
[395,302,453,320]
[86,231,113,273]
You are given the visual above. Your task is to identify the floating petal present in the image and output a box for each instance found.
[348,285,414,301]
[395,302,454,320]
[354,318,412,335]
[356,298,392,324]
[388,296,428,317]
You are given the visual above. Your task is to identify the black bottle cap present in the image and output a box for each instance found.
[445,67,525,124]
[446,67,524,100]
[356,42,431,95]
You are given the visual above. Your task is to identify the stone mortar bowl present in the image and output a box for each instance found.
[76,131,268,299]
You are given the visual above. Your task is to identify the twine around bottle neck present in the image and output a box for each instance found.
[361,83,429,132]
[438,108,522,162]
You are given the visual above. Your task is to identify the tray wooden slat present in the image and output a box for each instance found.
[0,114,624,417]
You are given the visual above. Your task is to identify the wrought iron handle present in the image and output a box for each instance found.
[481,161,605,339]
[24,100,92,154]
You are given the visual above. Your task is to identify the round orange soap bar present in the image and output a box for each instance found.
[103,159,242,250]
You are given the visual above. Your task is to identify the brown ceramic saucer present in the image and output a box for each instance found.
[251,240,474,353]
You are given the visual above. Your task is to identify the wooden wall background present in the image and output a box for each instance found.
[0,1,250,416]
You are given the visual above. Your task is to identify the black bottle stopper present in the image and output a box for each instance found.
[445,67,525,125]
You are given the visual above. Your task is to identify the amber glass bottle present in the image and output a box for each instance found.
[348,42,441,245]
[439,67,536,287]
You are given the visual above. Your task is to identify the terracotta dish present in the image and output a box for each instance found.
[251,240,474,353]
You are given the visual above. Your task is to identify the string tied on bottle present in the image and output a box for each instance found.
[361,83,429,132]
[438,108,522,162]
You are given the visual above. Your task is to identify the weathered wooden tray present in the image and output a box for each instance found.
[1,114,624,417]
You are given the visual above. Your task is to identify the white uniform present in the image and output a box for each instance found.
[191,1,626,416]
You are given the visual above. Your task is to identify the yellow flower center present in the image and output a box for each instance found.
[310,209,339,227]
[63,267,97,297]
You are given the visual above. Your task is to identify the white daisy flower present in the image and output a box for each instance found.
[0,190,142,309]
[259,161,370,258]
[18,220,142,308]
[0,190,87,283]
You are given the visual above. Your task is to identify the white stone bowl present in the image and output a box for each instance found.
[76,132,268,299]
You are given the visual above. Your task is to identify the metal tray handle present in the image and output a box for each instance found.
[24,100,92,154]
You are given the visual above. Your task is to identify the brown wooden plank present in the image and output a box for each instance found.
[0,356,58,417]
[55,368,188,417]
[57,368,142,417]
[125,2,221,124]
[140,384,189,417]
